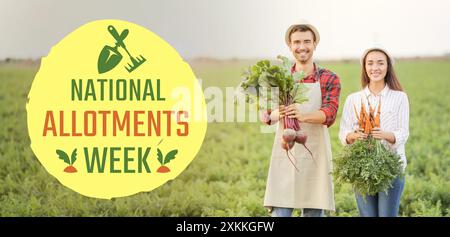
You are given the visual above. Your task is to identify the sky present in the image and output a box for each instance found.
[1,0,450,60]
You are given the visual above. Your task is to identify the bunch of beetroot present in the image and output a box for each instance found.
[239,55,313,172]
[280,111,315,172]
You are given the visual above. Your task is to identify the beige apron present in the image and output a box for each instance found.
[263,81,335,211]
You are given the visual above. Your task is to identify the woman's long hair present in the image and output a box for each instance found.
[361,49,403,91]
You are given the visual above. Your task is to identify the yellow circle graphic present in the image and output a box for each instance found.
[26,19,207,199]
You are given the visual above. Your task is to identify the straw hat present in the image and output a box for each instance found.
[285,20,320,46]
[360,46,395,65]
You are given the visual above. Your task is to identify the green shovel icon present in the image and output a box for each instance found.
[97,25,146,74]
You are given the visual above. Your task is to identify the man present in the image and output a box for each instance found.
[263,20,341,217]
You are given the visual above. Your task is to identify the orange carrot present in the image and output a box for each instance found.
[354,104,361,128]
[362,99,373,134]
[356,97,381,134]
[367,99,376,125]
[360,99,367,131]
[368,100,374,117]
[364,111,372,134]
[374,99,381,128]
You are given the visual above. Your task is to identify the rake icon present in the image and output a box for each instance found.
[97,25,146,74]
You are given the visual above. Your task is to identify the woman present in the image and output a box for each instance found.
[338,47,409,217]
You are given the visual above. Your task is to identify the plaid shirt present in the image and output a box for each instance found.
[291,63,341,127]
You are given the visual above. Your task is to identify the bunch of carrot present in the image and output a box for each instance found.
[334,97,404,196]
[354,98,381,134]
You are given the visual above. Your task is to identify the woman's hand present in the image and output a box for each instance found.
[371,128,396,144]
[283,104,302,121]
[346,129,368,144]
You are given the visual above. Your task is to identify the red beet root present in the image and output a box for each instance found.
[281,139,299,171]
[281,140,295,150]
[282,129,296,142]
[295,130,307,144]
[295,130,314,163]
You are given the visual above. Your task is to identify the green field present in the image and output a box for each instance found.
[0,59,449,216]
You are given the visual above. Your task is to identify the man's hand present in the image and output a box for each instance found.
[280,104,326,124]
[284,104,302,121]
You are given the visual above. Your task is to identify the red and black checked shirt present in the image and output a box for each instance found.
[291,63,341,127]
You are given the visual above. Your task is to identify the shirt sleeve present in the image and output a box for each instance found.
[391,93,410,149]
[339,95,356,146]
[320,73,341,127]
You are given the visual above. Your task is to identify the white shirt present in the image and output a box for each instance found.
[338,85,410,170]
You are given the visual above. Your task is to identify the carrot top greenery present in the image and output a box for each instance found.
[333,136,403,196]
